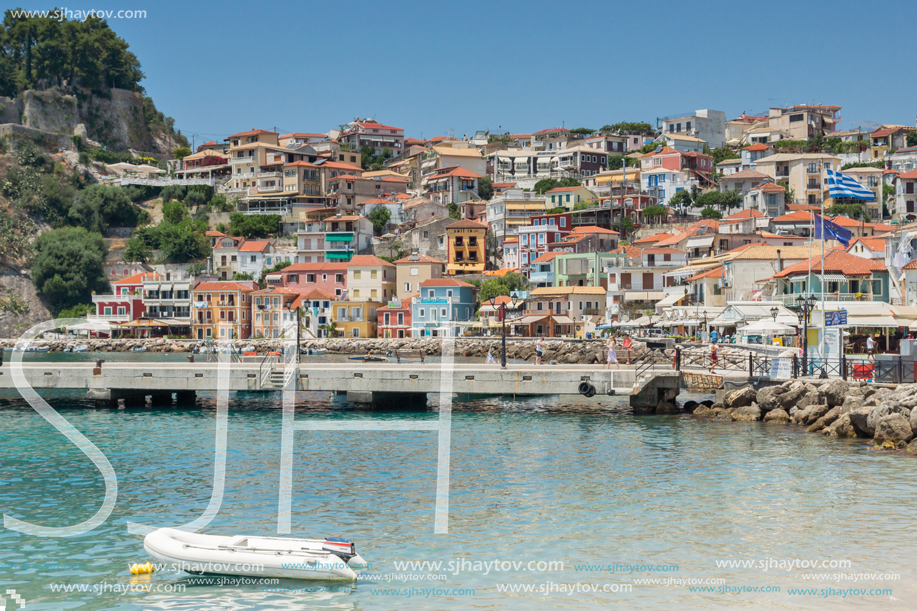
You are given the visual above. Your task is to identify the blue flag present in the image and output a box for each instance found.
[813,213,852,247]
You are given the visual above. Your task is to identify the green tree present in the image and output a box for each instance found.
[209,193,232,212]
[367,205,392,235]
[477,175,493,200]
[157,218,210,262]
[186,262,206,276]
[124,235,151,263]
[67,184,140,232]
[233,272,255,281]
[907,131,917,148]
[477,272,529,303]
[777,180,796,204]
[643,205,667,221]
[184,189,207,211]
[56,302,94,319]
[696,190,742,210]
[599,122,655,135]
[827,202,870,221]
[640,141,662,154]
[614,216,634,237]
[709,147,739,165]
[172,146,192,160]
[569,127,594,136]
[229,213,280,238]
[668,189,694,208]
[700,207,723,220]
[160,184,188,202]
[447,202,461,220]
[534,177,579,194]
[31,227,108,314]
[161,200,188,225]
[544,207,566,215]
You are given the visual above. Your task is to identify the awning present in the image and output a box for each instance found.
[846,315,898,328]
[326,252,353,260]
[623,291,666,301]
[66,321,111,332]
[686,236,714,249]
[552,316,575,324]
[656,293,687,308]
[818,274,846,282]
[511,315,550,325]
[117,319,170,328]
[326,234,354,242]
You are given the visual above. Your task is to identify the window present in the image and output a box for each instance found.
[404,282,411,292]
[398,312,404,325]
[353,289,360,298]
[104,307,112,316]
[419,308,425,318]
[441,308,447,318]
[560,217,566,228]
[789,114,804,123]
[371,289,378,298]
[117,306,126,316]
[371,270,377,279]
[428,289,435,298]
[353,270,361,279]
[446,289,453,298]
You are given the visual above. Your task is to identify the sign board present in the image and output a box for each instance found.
[825,309,848,326]
[770,357,793,380]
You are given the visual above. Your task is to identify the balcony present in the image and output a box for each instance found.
[92,294,137,304]
[775,293,875,306]
[325,232,354,242]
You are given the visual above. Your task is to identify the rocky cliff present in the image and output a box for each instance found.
[0,87,173,154]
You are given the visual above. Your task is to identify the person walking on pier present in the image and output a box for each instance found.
[535,337,544,365]
[605,337,620,370]
[866,334,876,362]
[709,341,719,374]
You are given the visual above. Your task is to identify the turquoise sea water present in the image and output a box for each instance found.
[1,385,915,610]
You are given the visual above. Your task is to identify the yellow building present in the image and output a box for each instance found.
[347,255,396,302]
[331,300,382,338]
[446,219,488,275]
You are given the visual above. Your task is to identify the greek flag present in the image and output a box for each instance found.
[825,168,875,200]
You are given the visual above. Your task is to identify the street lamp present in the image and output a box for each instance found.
[489,294,520,369]
[770,306,779,322]
[702,310,708,343]
[795,294,817,376]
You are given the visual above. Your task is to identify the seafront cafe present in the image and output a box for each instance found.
[808,302,915,354]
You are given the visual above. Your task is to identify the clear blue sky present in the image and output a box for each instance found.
[18,0,917,143]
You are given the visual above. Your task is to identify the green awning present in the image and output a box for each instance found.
[326,233,354,242]
[326,251,353,260]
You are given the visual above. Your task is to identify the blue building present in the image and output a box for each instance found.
[411,278,477,337]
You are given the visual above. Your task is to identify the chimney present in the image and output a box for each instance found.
[776,249,783,272]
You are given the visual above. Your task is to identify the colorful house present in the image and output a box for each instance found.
[331,300,382,338]
[395,253,445,300]
[251,286,300,339]
[90,272,162,326]
[347,255,396,303]
[377,296,414,338]
[191,281,257,340]
[446,219,488,275]
[411,278,477,337]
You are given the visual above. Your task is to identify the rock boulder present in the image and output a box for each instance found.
[755,386,783,413]
[733,404,762,422]
[873,414,915,446]
[725,386,758,409]
[763,408,791,424]
[823,379,850,407]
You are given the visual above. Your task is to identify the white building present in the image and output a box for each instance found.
[660,109,726,149]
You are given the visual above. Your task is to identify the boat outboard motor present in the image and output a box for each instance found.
[323,537,368,569]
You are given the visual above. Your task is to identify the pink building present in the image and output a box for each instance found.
[516,212,572,272]
[90,272,162,328]
[275,262,348,298]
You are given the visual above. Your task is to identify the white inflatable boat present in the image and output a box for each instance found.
[143,527,367,580]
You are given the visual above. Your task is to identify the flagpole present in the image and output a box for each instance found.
[819,159,826,378]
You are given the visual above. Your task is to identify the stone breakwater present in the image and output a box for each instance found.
[0,337,669,364]
[690,379,917,454]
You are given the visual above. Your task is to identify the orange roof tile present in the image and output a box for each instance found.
[348,255,395,268]
[114,272,163,285]
[193,281,256,291]
[742,143,774,152]
[772,250,887,278]
[687,266,724,282]
[847,237,886,252]
[394,253,444,264]
[420,278,475,288]
[228,128,277,138]
[570,226,619,235]
[531,252,559,263]
[238,240,271,253]
[447,219,488,229]
[281,262,349,273]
